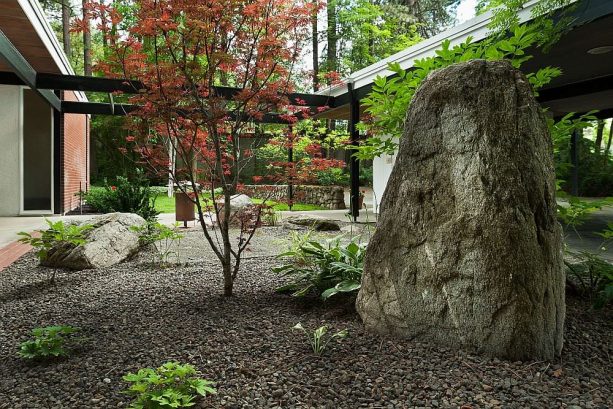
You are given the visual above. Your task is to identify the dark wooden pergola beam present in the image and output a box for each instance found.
[37,72,145,94]
[0,29,61,111]
[0,71,334,107]
[537,75,613,103]
[61,100,318,124]
[62,100,138,115]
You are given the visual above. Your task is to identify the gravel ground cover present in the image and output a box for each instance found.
[0,227,611,408]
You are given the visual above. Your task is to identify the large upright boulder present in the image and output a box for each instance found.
[356,60,565,361]
[42,212,146,270]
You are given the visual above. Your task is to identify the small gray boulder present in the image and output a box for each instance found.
[283,215,341,231]
[42,212,146,270]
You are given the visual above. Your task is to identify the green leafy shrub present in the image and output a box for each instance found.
[19,325,81,360]
[273,236,365,300]
[18,219,93,262]
[131,221,184,265]
[565,251,613,309]
[292,322,348,354]
[85,172,159,221]
[359,165,373,186]
[123,362,216,409]
[316,168,350,186]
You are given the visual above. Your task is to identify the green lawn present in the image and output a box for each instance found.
[153,194,324,213]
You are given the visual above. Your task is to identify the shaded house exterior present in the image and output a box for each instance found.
[315,0,613,214]
[0,0,89,216]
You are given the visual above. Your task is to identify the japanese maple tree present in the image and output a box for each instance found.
[81,0,316,296]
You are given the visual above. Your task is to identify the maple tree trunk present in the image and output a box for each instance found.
[82,0,92,76]
[223,262,234,296]
[222,190,234,296]
[62,0,71,60]
[312,0,319,91]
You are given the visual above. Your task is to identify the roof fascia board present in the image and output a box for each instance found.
[0,28,61,110]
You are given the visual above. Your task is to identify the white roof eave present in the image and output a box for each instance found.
[18,0,88,102]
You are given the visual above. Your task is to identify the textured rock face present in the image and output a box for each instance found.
[228,194,253,209]
[42,213,146,270]
[356,60,565,361]
[241,185,346,209]
[283,215,341,231]
[214,194,255,226]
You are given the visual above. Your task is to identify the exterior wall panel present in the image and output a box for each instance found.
[0,86,21,216]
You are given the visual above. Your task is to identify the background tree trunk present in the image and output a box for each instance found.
[326,0,337,75]
[605,121,613,160]
[62,0,72,60]
[594,119,604,154]
[82,0,92,76]
[312,0,319,91]
[100,0,108,51]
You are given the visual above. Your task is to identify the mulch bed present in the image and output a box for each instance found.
[0,232,611,408]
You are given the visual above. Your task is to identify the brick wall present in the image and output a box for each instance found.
[61,91,89,213]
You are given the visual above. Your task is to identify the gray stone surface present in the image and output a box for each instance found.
[356,60,565,361]
[228,194,253,209]
[283,215,341,231]
[214,194,255,226]
[42,212,146,270]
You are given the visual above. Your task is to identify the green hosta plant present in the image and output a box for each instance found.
[123,362,216,409]
[273,236,365,300]
[17,219,93,262]
[292,322,348,355]
[19,325,81,360]
[131,221,184,265]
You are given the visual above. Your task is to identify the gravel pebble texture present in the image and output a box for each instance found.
[0,228,611,408]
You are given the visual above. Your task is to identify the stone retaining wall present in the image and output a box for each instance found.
[241,185,346,210]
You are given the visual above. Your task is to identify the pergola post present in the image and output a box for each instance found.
[348,80,360,221]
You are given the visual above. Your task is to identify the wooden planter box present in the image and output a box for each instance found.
[175,192,195,226]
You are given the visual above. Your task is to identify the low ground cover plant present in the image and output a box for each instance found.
[18,219,93,282]
[292,322,348,355]
[123,362,216,408]
[18,219,93,263]
[131,221,184,265]
[273,235,366,300]
[19,325,81,360]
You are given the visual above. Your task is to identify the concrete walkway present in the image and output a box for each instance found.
[1,201,610,268]
[0,215,93,249]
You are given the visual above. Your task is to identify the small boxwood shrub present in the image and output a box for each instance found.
[85,172,159,221]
